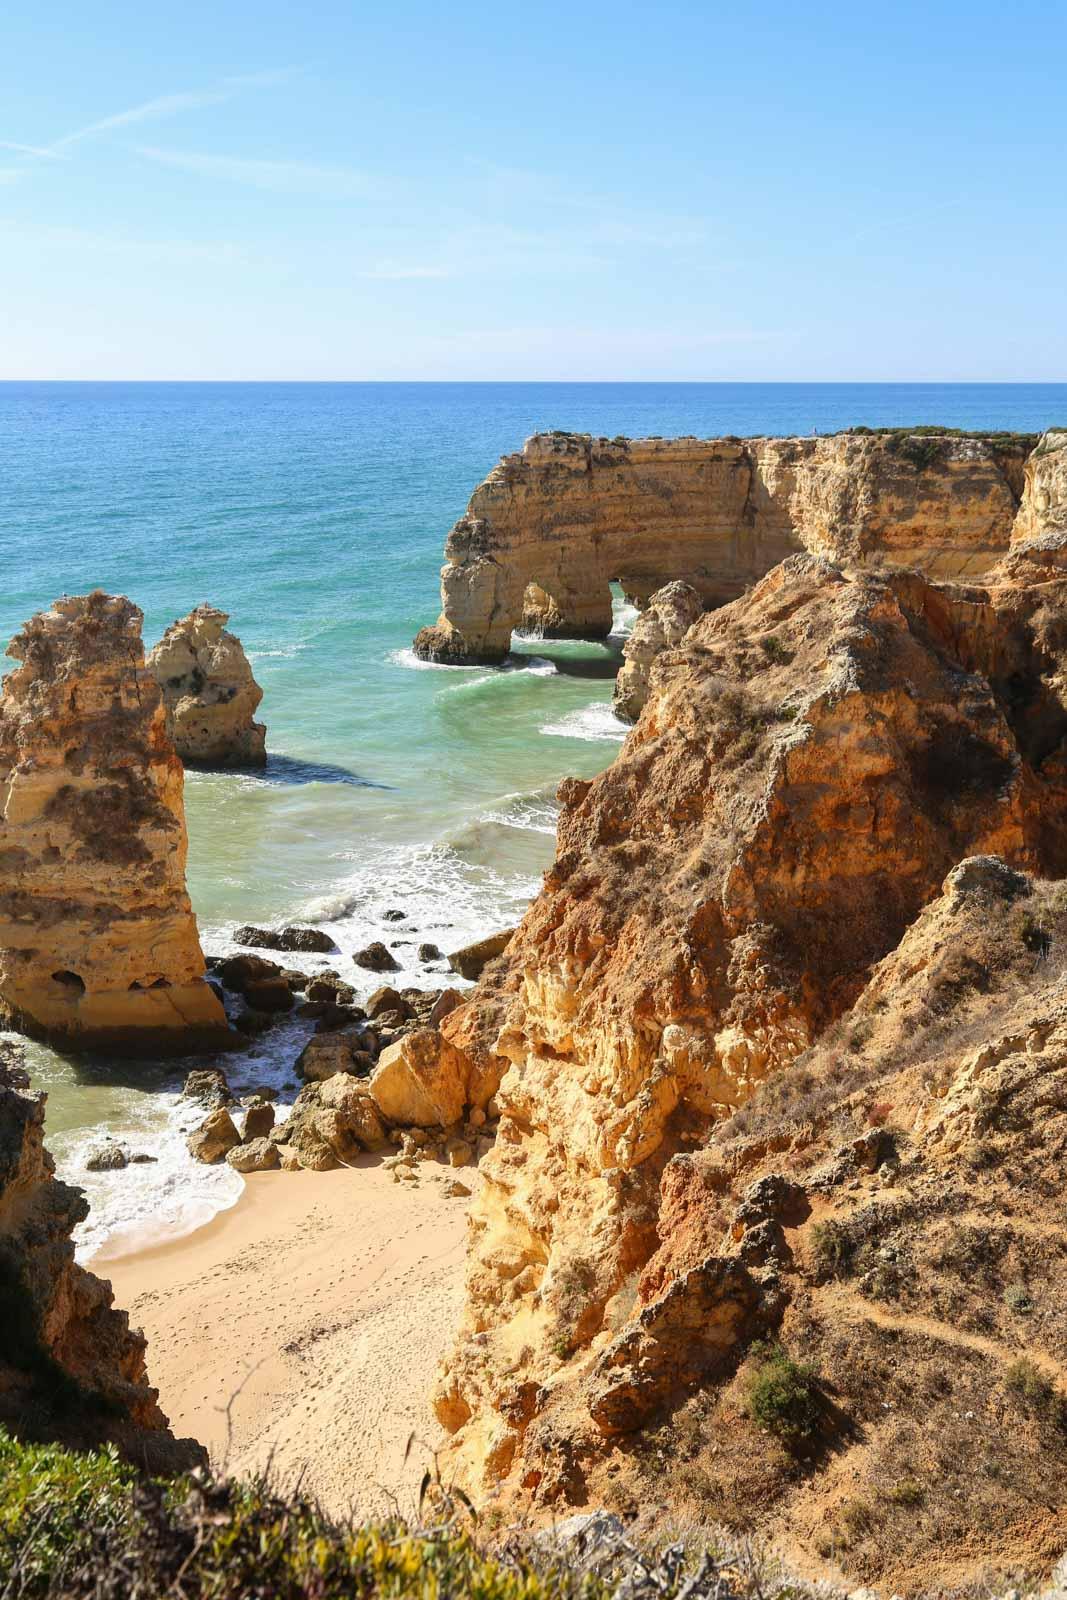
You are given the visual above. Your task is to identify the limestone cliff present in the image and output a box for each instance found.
[0,592,231,1054]
[1013,430,1067,545]
[147,604,266,767]
[613,580,703,723]
[413,429,1036,664]
[434,540,1067,1588]
[0,1041,203,1467]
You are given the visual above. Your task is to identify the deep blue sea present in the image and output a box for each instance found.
[3,382,1065,1256]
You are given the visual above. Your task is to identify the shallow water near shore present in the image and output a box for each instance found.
[4,380,1067,1258]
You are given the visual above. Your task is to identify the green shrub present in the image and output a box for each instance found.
[744,1342,822,1446]
[809,1220,855,1281]
[0,1431,136,1592]
[1005,1359,1066,1427]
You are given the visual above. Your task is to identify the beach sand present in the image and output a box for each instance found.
[103,1156,474,1518]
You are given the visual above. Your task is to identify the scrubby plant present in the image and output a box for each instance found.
[1005,1359,1066,1426]
[744,1341,822,1447]
[809,1220,855,1281]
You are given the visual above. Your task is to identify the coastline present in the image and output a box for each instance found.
[104,1155,475,1516]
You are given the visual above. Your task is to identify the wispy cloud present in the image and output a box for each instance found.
[358,262,450,280]
[1,70,296,166]
[136,145,371,195]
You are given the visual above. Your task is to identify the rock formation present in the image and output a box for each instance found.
[432,536,1067,1591]
[0,591,231,1054]
[147,604,266,767]
[413,428,1046,664]
[613,580,703,722]
[1014,429,1067,544]
[0,1041,203,1468]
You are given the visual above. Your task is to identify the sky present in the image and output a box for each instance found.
[1,0,1065,381]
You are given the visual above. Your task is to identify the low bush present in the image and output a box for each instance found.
[744,1342,822,1447]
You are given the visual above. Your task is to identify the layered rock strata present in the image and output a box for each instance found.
[412,429,1054,664]
[0,1041,203,1468]
[0,592,231,1053]
[147,604,266,767]
[434,540,1067,1520]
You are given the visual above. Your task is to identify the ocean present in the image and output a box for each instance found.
[3,381,1066,1259]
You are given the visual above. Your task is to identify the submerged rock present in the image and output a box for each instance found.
[146,604,266,767]
[0,592,232,1056]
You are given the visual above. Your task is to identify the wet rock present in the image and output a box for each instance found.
[383,909,406,921]
[225,1137,280,1172]
[181,1067,234,1107]
[418,943,443,962]
[217,952,285,993]
[188,1106,241,1164]
[305,975,357,1006]
[85,1143,128,1172]
[447,929,516,981]
[354,941,401,973]
[314,1004,367,1033]
[234,1008,276,1037]
[365,985,414,1021]
[243,977,295,1013]
[233,925,337,953]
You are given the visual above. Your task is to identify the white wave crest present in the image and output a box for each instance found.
[540,702,628,742]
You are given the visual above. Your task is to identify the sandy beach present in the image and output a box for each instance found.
[103,1157,474,1518]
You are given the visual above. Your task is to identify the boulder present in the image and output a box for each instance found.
[367,1027,470,1127]
[419,943,443,962]
[187,1106,241,1164]
[225,1137,280,1172]
[234,1009,275,1037]
[365,985,414,1020]
[297,1032,373,1083]
[233,925,337,954]
[242,977,295,1013]
[216,952,285,993]
[243,1101,275,1140]
[305,975,358,1006]
[284,1075,389,1168]
[447,929,516,981]
[428,988,464,1027]
[354,941,401,973]
[85,1143,128,1172]
[181,1067,234,1107]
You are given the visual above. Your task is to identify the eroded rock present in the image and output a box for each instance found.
[0,593,232,1055]
[146,604,266,767]
[613,580,703,723]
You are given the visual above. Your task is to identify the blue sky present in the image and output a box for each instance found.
[1,0,1064,380]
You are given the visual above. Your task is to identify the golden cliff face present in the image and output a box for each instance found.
[0,1041,203,1467]
[434,542,1067,1506]
[1013,430,1067,546]
[146,604,266,768]
[0,592,231,1054]
[412,430,1039,664]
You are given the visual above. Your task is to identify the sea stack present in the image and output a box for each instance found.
[147,604,266,768]
[0,591,231,1054]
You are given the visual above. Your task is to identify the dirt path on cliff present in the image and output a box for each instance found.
[103,1159,474,1518]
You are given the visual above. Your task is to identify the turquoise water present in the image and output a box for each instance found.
[3,382,1066,1256]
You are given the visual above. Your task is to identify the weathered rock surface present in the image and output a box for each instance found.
[225,1136,279,1172]
[0,1042,203,1467]
[434,540,1067,1549]
[367,1028,471,1127]
[0,592,231,1055]
[413,429,1036,663]
[187,1106,241,1164]
[1013,429,1067,544]
[613,580,703,723]
[354,941,401,973]
[281,1075,388,1169]
[146,604,266,767]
